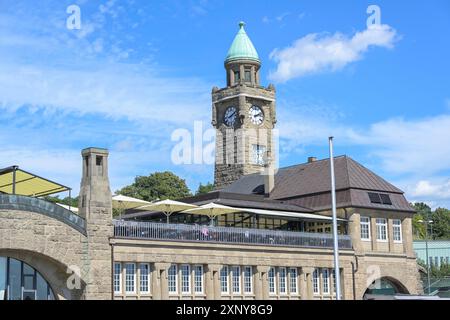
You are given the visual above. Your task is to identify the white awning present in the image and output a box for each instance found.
[234,207,346,222]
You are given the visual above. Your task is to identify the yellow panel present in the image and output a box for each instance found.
[0,169,69,197]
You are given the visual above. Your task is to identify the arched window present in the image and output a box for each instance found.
[0,257,55,300]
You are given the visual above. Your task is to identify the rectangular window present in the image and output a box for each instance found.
[313,268,320,295]
[244,266,252,294]
[125,263,136,294]
[322,269,330,294]
[194,265,203,294]
[368,192,382,204]
[376,218,388,241]
[289,268,298,294]
[113,262,122,294]
[393,219,402,242]
[181,265,190,294]
[252,144,266,166]
[380,194,392,205]
[268,267,276,295]
[360,216,371,240]
[234,71,240,81]
[232,266,241,294]
[244,70,251,82]
[168,264,178,294]
[279,267,287,295]
[220,266,229,294]
[139,263,150,294]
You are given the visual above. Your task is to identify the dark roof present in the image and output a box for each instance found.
[181,191,314,213]
[223,156,415,213]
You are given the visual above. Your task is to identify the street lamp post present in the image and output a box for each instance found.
[418,218,434,295]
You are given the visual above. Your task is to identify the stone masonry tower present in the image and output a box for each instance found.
[78,147,113,299]
[212,22,276,189]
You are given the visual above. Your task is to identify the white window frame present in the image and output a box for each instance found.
[376,218,388,242]
[220,266,229,294]
[312,268,320,295]
[279,267,287,295]
[393,219,403,243]
[113,262,122,294]
[322,268,330,295]
[289,268,298,295]
[194,265,204,294]
[231,266,241,294]
[244,266,253,294]
[360,216,371,241]
[168,264,178,294]
[268,267,276,295]
[180,264,191,294]
[125,263,136,294]
[139,263,150,294]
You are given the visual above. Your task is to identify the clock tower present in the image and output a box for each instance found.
[212,22,276,189]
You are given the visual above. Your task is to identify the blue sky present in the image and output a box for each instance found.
[0,0,449,208]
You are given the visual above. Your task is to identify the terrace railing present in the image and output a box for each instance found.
[113,220,352,250]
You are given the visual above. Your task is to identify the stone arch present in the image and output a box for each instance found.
[0,209,90,299]
[363,276,409,298]
[0,249,86,300]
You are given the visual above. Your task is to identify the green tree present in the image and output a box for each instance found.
[42,195,79,207]
[116,171,192,202]
[430,208,450,240]
[195,182,215,195]
[412,202,432,240]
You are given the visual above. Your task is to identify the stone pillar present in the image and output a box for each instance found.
[303,267,314,300]
[402,217,414,257]
[208,264,222,299]
[349,213,362,254]
[154,263,170,300]
[78,147,113,300]
[256,266,269,300]
[299,267,308,300]
[205,264,215,300]
[151,264,162,300]
[370,218,378,251]
[229,69,235,86]
[239,65,245,84]
[255,266,267,299]
[388,218,394,252]
[251,66,256,85]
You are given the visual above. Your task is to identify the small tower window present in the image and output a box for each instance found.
[96,155,103,176]
[234,71,240,82]
[84,156,89,177]
[244,69,251,83]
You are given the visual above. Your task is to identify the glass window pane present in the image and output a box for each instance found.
[8,258,22,300]
[36,273,48,300]
[0,257,6,300]
[24,275,34,290]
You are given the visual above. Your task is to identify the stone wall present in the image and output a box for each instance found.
[0,209,87,299]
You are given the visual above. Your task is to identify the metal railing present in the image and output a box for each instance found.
[113,220,352,249]
[0,194,86,235]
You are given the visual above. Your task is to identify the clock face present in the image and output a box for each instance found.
[248,105,264,125]
[224,106,237,127]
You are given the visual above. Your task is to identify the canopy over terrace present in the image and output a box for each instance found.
[0,166,70,197]
[122,199,347,232]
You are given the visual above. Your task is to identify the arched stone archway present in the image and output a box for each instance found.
[363,276,409,298]
[0,249,86,300]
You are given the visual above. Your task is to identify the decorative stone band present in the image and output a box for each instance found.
[0,194,86,235]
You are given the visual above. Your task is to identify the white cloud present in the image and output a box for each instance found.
[0,61,210,126]
[349,115,450,175]
[410,180,450,199]
[269,24,398,82]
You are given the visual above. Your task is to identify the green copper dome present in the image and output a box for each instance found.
[225,22,260,64]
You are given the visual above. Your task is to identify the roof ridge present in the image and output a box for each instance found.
[280,155,347,170]
[346,157,404,193]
